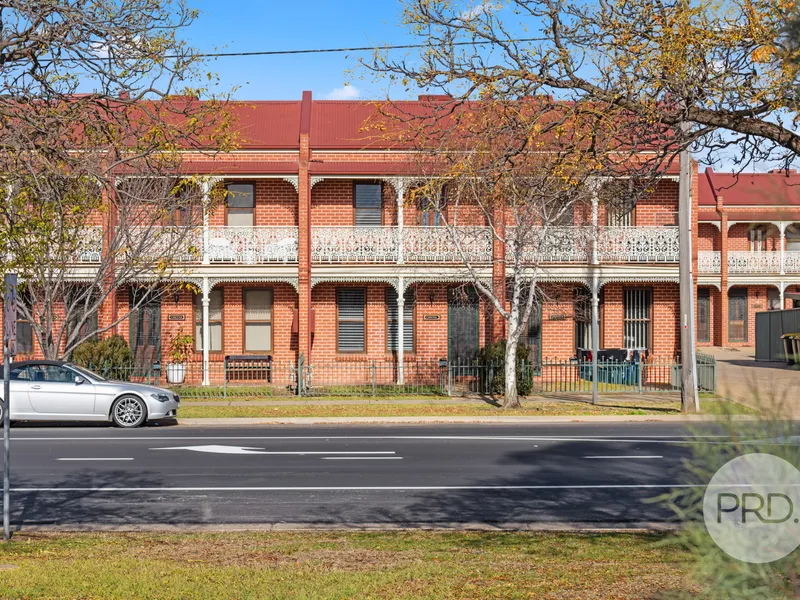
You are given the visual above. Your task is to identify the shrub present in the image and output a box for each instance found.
[71,335,134,380]
[477,340,534,396]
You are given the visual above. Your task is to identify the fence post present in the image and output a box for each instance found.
[223,359,227,400]
[447,360,453,396]
[638,359,643,394]
[371,360,376,397]
[297,354,305,397]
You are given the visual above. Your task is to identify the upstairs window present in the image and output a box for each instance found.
[354,183,382,226]
[16,305,33,354]
[749,228,766,252]
[226,183,255,227]
[607,206,636,227]
[386,287,414,352]
[337,288,366,352]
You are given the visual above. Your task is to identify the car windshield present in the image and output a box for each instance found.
[69,365,107,382]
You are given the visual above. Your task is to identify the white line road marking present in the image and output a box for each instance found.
[56,458,134,462]
[584,456,663,459]
[14,435,724,444]
[12,483,800,493]
[322,457,403,460]
[10,484,703,493]
[151,445,397,455]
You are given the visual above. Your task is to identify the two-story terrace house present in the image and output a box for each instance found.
[18,91,794,386]
[697,169,800,346]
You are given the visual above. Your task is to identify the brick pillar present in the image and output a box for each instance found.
[297,91,313,361]
[491,204,506,341]
[719,208,729,347]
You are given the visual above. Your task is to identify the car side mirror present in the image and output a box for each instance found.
[74,376,85,385]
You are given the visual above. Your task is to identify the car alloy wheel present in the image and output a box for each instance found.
[112,396,146,428]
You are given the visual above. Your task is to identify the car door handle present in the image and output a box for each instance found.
[31,385,41,390]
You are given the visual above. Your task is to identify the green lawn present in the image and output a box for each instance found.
[177,398,754,419]
[0,531,697,599]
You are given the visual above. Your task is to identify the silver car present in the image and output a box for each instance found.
[0,360,179,427]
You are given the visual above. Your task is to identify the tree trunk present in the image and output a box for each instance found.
[503,337,521,409]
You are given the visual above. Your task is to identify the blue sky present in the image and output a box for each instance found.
[185,0,417,101]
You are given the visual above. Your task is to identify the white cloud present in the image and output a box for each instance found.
[325,85,360,100]
[460,2,494,21]
[89,42,110,59]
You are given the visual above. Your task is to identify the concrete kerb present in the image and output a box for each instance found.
[175,414,762,426]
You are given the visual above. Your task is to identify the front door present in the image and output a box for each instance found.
[697,289,710,343]
[448,288,479,363]
[27,364,96,416]
[729,289,748,343]
[130,292,162,370]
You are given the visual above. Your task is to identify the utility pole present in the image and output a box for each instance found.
[679,124,700,412]
[3,273,16,540]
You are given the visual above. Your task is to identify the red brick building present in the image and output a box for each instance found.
[13,92,799,384]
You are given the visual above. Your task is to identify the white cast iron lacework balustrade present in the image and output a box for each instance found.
[511,226,591,263]
[73,226,103,263]
[125,227,201,263]
[596,227,680,262]
[403,226,492,263]
[784,251,800,274]
[698,251,721,274]
[312,227,399,263]
[727,251,781,273]
[207,226,298,264]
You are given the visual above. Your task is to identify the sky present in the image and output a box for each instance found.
[184,0,420,101]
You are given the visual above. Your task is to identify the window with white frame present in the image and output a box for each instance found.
[354,183,382,226]
[749,228,764,252]
[195,289,223,352]
[226,183,255,227]
[243,289,273,352]
[623,288,652,350]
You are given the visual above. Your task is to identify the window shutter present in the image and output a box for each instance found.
[354,183,382,226]
[338,288,366,352]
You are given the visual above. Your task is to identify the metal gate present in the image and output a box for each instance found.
[755,308,800,361]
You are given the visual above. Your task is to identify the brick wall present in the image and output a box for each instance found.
[698,224,720,251]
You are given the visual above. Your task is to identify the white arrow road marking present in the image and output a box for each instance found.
[323,456,403,460]
[151,445,397,456]
[57,458,134,461]
[583,455,663,459]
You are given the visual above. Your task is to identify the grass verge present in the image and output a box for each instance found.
[0,531,696,599]
[177,398,754,418]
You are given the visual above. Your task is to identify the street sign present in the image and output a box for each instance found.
[3,274,16,357]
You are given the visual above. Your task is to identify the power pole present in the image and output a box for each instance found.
[679,124,700,412]
[3,273,16,540]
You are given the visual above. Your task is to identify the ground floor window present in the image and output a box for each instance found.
[767,288,781,311]
[697,288,711,343]
[623,288,652,350]
[386,287,414,352]
[195,289,224,352]
[16,307,33,354]
[337,288,366,353]
[522,301,541,365]
[243,289,273,352]
[574,287,603,353]
[728,288,748,343]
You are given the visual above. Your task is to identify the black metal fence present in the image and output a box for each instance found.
[85,354,716,398]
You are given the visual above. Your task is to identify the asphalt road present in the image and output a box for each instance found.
[0,422,753,528]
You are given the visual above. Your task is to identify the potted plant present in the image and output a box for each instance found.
[166,328,193,384]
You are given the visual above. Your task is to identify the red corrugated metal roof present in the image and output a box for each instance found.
[700,168,800,206]
[180,160,298,174]
[227,101,301,149]
[309,161,424,175]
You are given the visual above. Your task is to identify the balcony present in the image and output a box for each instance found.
[698,250,800,274]
[206,226,298,264]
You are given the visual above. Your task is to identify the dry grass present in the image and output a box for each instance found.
[177,398,753,419]
[0,531,698,599]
